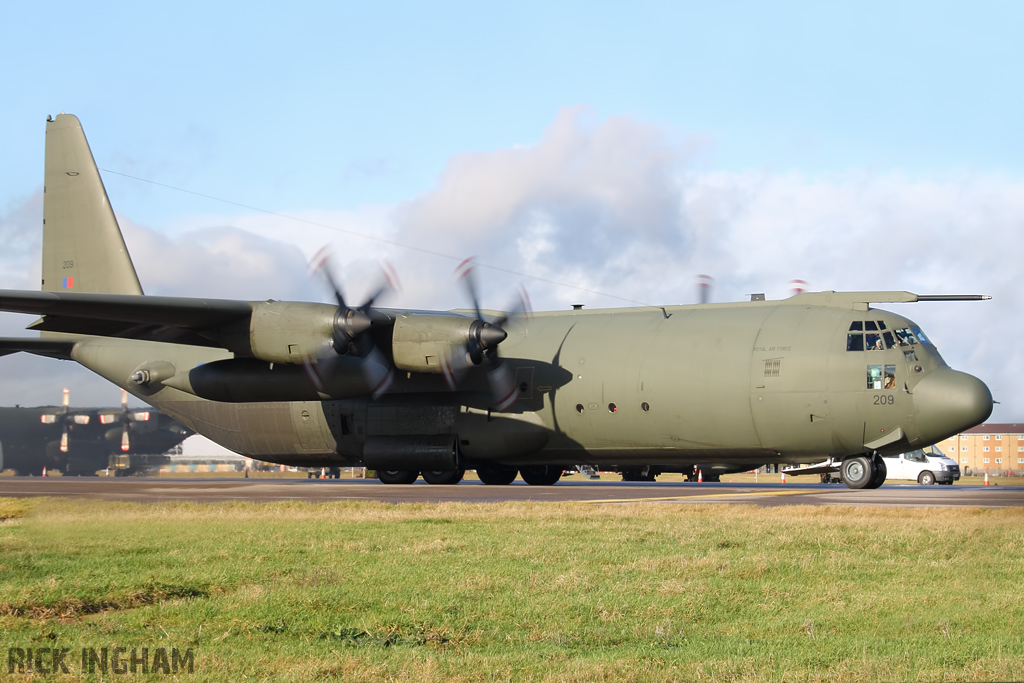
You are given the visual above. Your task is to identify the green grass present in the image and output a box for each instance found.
[0,499,1022,681]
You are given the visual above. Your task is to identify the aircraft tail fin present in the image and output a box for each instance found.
[42,114,143,296]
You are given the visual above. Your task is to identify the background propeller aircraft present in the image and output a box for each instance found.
[0,114,995,487]
[0,388,192,476]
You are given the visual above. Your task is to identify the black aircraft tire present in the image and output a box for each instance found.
[475,467,519,485]
[841,456,874,490]
[519,465,563,486]
[376,470,420,485]
[422,469,466,485]
[866,457,887,489]
[918,471,936,486]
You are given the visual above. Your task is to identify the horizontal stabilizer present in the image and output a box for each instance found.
[0,337,79,360]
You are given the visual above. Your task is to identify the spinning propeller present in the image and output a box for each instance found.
[39,388,91,453]
[442,258,531,412]
[97,389,151,452]
[306,246,398,399]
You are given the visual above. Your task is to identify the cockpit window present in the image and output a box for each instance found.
[848,322,932,351]
[892,328,932,346]
[866,364,896,389]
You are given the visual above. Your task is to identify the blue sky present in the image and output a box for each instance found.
[1,1,1023,427]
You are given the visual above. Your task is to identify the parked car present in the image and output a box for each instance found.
[881,447,960,485]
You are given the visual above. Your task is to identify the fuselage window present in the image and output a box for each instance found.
[867,364,882,389]
[847,333,864,351]
[867,364,897,390]
[904,349,918,362]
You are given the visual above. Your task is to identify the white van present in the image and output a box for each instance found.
[881,447,960,485]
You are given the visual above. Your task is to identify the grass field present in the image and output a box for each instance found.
[1,498,1022,681]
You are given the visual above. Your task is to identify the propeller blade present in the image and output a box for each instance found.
[60,428,68,453]
[310,245,348,310]
[121,426,130,452]
[359,262,400,313]
[62,387,69,411]
[455,257,484,322]
[440,348,474,391]
[486,353,518,412]
[697,274,713,305]
[360,346,394,399]
[307,246,397,401]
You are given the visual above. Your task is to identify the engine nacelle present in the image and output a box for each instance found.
[248,301,337,363]
[362,435,458,471]
[391,313,476,373]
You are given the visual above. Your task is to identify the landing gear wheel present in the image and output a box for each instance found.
[866,456,887,489]
[422,469,465,485]
[841,456,874,490]
[376,470,420,485]
[476,467,518,485]
[918,470,936,485]
[519,465,563,486]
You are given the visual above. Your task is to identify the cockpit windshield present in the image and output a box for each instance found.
[847,321,932,351]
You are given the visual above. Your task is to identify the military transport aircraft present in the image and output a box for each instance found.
[0,388,192,476]
[0,114,994,488]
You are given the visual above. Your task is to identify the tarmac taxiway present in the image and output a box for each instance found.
[1,477,1022,507]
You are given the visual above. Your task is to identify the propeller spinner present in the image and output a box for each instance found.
[305,246,398,399]
[443,258,531,412]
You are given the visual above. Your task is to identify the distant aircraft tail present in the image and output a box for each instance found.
[42,114,143,296]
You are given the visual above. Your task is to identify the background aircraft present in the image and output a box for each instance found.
[0,388,192,476]
[0,114,994,488]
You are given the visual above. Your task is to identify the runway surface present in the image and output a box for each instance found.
[2,477,1022,507]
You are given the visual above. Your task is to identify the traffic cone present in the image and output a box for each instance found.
[697,469,703,483]
[41,466,47,477]
[984,469,990,486]
[320,467,326,480]
[780,471,786,484]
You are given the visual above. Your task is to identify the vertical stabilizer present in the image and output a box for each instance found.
[42,114,143,295]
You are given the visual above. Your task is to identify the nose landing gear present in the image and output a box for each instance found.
[841,454,887,489]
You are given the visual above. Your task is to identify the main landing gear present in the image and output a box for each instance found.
[840,454,887,490]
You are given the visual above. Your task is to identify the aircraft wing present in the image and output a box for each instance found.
[0,290,255,348]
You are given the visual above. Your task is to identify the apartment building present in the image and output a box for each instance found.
[936,423,1024,475]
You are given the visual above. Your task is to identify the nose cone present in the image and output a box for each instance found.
[914,369,993,442]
